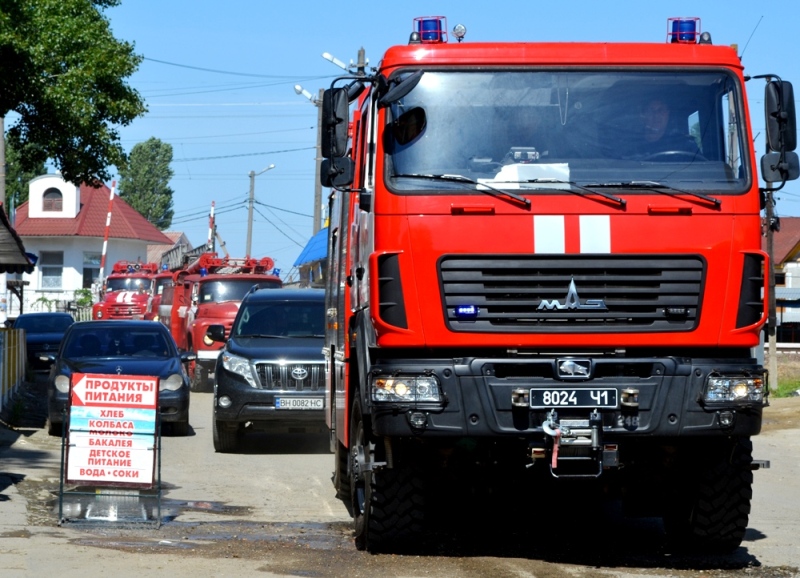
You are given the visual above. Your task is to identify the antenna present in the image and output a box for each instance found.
[740,15,763,58]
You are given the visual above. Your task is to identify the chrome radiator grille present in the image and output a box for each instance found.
[254,362,324,391]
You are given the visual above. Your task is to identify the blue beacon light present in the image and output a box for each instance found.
[667,17,700,44]
[455,304,479,320]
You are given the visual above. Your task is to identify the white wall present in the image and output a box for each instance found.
[3,237,152,317]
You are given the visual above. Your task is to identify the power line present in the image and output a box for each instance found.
[143,56,330,80]
[253,205,305,248]
[172,146,314,162]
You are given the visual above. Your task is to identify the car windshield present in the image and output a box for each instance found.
[198,279,281,303]
[64,328,173,359]
[105,277,150,292]
[14,315,73,332]
[385,69,748,194]
[233,301,324,338]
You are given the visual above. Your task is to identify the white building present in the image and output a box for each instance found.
[3,174,173,318]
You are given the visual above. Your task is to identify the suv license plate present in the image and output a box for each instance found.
[275,397,323,410]
[529,388,618,409]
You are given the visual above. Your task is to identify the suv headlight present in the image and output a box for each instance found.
[704,375,765,404]
[371,375,442,403]
[222,352,257,388]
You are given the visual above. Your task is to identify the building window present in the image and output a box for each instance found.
[40,251,63,289]
[83,252,101,289]
[43,188,63,212]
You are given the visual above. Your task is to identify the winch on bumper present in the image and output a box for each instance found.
[366,354,769,477]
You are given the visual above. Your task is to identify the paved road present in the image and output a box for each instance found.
[1,388,799,577]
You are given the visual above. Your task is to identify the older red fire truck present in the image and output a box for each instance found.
[92,261,160,320]
[160,252,282,390]
[322,17,799,553]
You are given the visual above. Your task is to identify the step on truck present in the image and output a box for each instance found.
[92,261,160,320]
[160,252,282,391]
[321,16,799,553]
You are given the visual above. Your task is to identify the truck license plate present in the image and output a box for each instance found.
[529,388,617,409]
[275,397,323,410]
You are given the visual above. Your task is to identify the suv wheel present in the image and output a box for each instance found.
[213,419,240,452]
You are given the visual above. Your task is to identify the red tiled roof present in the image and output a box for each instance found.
[14,183,173,244]
[763,216,800,266]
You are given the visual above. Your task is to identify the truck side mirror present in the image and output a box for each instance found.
[320,157,354,188]
[322,87,349,158]
[765,80,797,153]
[761,151,800,183]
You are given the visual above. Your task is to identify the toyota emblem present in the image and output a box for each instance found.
[291,367,308,380]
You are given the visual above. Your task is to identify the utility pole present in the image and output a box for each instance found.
[313,88,324,234]
[247,164,275,258]
[766,186,778,392]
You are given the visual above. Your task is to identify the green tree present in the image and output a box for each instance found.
[118,137,174,230]
[0,0,146,185]
[3,135,46,208]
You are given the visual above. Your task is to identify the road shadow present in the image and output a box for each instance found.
[233,430,330,455]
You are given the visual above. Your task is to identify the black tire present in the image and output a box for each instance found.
[47,418,63,437]
[213,419,240,453]
[169,420,190,437]
[349,397,425,553]
[663,438,753,554]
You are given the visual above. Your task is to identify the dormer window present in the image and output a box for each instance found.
[43,188,63,212]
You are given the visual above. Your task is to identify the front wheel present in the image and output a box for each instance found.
[213,419,240,453]
[663,438,753,554]
[349,397,425,553]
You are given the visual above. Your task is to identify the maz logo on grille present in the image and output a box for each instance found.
[538,278,608,311]
[291,367,309,380]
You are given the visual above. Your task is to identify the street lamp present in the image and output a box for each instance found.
[247,163,275,259]
[294,84,324,235]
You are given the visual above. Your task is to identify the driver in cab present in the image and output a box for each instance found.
[639,98,700,158]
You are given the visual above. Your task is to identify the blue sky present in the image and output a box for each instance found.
[81,1,800,277]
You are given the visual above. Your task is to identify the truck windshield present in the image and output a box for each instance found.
[105,277,150,292]
[385,70,748,194]
[198,279,281,303]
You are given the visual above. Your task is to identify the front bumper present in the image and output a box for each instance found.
[365,354,765,440]
[214,366,325,432]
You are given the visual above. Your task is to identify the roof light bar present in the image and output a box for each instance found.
[412,16,448,44]
[667,17,701,44]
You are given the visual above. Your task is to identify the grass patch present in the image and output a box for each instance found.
[770,354,800,398]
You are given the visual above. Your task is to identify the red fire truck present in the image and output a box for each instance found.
[92,261,160,320]
[161,252,282,390]
[322,17,799,552]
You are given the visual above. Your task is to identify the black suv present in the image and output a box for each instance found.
[207,288,325,452]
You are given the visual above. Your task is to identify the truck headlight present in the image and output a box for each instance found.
[371,375,442,403]
[222,352,257,388]
[203,334,214,346]
[704,375,765,404]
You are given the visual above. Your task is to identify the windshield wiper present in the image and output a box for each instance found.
[393,173,531,208]
[508,178,626,208]
[587,180,721,208]
[237,334,289,339]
